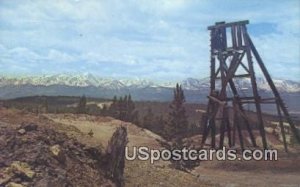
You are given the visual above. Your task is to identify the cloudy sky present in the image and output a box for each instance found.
[0,0,299,81]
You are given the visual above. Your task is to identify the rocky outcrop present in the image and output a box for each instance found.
[0,122,116,187]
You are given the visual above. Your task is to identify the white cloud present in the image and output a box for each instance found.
[47,49,76,63]
[0,0,299,81]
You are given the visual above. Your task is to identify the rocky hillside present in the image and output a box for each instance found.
[0,109,127,187]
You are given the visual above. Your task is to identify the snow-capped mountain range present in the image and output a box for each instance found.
[0,74,166,89]
[1,73,299,115]
[182,77,300,92]
[0,73,299,93]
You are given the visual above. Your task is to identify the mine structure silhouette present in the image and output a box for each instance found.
[201,20,300,152]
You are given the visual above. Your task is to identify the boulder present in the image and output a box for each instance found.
[6,182,25,187]
[0,171,14,186]
[49,144,66,163]
[17,129,26,135]
[10,161,35,180]
[23,123,37,132]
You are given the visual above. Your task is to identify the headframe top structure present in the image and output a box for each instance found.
[201,20,300,151]
[207,20,249,30]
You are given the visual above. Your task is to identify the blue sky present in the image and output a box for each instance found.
[0,0,299,81]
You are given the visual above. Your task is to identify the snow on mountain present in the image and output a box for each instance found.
[119,78,156,88]
[181,77,210,90]
[0,74,299,93]
[230,77,300,92]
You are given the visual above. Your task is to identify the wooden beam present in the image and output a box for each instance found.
[208,20,249,30]
[211,115,216,148]
[232,103,237,146]
[234,102,245,151]
[231,25,237,48]
[246,32,300,143]
[207,95,226,105]
[234,74,251,78]
[242,25,268,150]
[276,101,288,152]
[223,64,257,147]
[226,117,232,147]
[237,25,243,47]
[240,62,250,73]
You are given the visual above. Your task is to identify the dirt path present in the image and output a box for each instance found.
[193,168,300,187]
[194,166,300,187]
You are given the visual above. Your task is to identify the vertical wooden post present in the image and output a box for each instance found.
[232,102,237,146]
[231,26,237,48]
[276,101,288,152]
[237,25,243,47]
[242,25,268,150]
[226,113,232,147]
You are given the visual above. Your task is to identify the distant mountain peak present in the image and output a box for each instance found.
[0,74,299,93]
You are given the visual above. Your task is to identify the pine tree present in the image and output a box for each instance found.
[142,107,155,129]
[77,95,87,114]
[108,94,139,124]
[164,84,198,170]
[101,104,108,116]
[164,83,188,140]
[154,115,165,132]
[109,96,118,117]
[43,97,48,113]
[126,94,136,122]
[131,110,140,126]
[118,96,125,120]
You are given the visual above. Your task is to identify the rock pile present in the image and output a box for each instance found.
[0,122,115,187]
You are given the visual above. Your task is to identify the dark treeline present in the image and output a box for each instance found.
[102,84,201,140]
[106,95,139,124]
[73,87,201,140]
[2,86,202,140]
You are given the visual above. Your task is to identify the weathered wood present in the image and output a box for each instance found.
[202,20,296,152]
[214,67,220,80]
[226,117,232,147]
[207,95,226,105]
[246,32,300,143]
[105,126,128,187]
[231,26,237,48]
[234,99,257,147]
[210,102,217,148]
[223,63,256,147]
[276,101,288,152]
[232,102,237,146]
[233,99,244,150]
[208,20,249,30]
[237,25,243,47]
[240,62,250,73]
[219,107,226,148]
[236,115,244,151]
[221,26,227,49]
[242,25,268,150]
[200,113,210,148]
[233,74,251,78]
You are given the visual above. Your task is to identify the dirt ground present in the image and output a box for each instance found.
[1,107,300,187]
